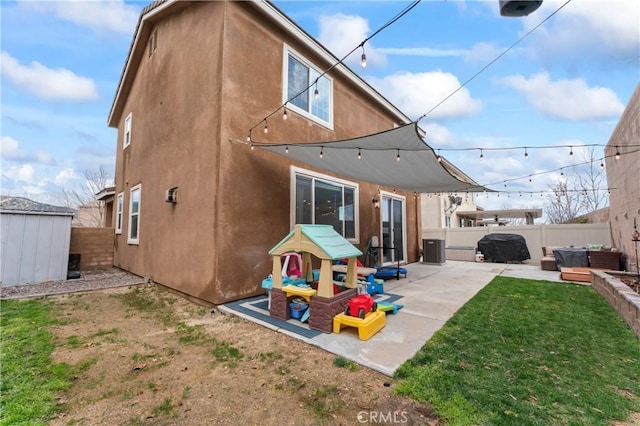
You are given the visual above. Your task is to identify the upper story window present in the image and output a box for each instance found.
[123,113,132,149]
[283,46,333,128]
[128,184,141,244]
[115,192,124,234]
[292,167,357,241]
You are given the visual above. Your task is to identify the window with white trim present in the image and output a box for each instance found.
[292,168,357,240]
[123,113,132,149]
[128,184,141,244]
[115,192,124,234]
[283,46,333,128]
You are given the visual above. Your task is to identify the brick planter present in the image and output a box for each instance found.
[591,270,640,338]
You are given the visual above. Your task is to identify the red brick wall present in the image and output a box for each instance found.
[70,228,114,271]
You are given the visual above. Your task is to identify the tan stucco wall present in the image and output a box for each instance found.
[111,2,419,304]
[605,83,640,271]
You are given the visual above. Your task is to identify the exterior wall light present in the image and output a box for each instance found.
[372,197,380,209]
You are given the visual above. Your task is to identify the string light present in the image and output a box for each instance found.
[358,148,362,160]
[285,145,289,154]
[396,149,400,162]
[480,149,484,161]
[314,82,319,101]
[615,146,620,159]
[360,45,367,69]
[524,147,528,159]
[569,146,573,158]
[320,146,324,158]
[250,144,254,151]
[437,149,442,163]
[246,130,251,142]
[600,161,604,170]
[529,175,532,183]
[283,105,288,120]
[263,120,268,134]
[560,168,564,176]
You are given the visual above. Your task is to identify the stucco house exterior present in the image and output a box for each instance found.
[106,0,478,304]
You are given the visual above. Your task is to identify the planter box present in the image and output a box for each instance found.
[588,251,622,270]
[591,271,640,338]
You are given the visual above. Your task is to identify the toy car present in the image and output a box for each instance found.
[344,293,377,319]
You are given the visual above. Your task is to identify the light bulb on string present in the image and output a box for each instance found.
[569,146,573,158]
[615,146,620,160]
[600,161,604,170]
[396,149,400,162]
[560,168,564,177]
[285,145,289,154]
[320,146,324,159]
[283,105,288,120]
[437,149,442,163]
[357,148,362,160]
[360,45,367,69]
[524,147,528,159]
[250,144,254,151]
[263,120,268,134]
[314,82,319,101]
[480,149,483,161]
[246,130,251,142]
[529,175,532,183]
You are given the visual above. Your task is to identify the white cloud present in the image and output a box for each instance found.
[369,71,482,119]
[500,72,624,120]
[1,136,55,165]
[18,0,139,34]
[318,13,386,68]
[1,52,99,101]
[378,47,468,57]
[3,164,36,184]
[54,168,78,186]
[522,0,640,65]
[421,122,456,146]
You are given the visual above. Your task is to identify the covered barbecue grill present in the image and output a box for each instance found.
[477,234,531,263]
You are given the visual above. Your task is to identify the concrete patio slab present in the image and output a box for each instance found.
[219,260,577,376]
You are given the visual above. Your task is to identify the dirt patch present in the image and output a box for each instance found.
[619,276,639,295]
[48,284,438,425]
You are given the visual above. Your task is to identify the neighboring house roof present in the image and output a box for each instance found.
[107,0,411,127]
[0,196,75,216]
[269,224,363,259]
[95,186,116,201]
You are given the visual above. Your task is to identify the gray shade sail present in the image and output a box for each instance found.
[255,122,487,193]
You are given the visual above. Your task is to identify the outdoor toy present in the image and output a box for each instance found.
[333,310,386,341]
[376,302,404,315]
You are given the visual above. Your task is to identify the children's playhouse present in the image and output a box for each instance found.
[267,224,364,333]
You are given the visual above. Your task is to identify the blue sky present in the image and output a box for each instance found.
[1,0,638,211]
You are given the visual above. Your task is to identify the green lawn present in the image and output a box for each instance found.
[395,276,640,426]
[0,299,75,426]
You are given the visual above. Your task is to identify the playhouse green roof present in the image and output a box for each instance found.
[269,224,362,259]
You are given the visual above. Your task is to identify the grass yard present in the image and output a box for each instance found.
[395,276,640,425]
[0,299,77,425]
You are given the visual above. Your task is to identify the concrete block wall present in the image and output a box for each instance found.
[69,227,114,271]
[591,271,640,338]
[605,83,640,272]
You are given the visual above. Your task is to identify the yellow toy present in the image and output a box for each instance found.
[333,310,386,341]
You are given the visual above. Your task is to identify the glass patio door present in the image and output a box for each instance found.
[380,194,405,264]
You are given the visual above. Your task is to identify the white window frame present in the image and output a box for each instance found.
[378,190,407,265]
[123,112,132,149]
[128,184,141,244]
[282,45,333,129]
[115,192,124,234]
[290,166,359,243]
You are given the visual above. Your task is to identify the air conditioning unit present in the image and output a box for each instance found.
[422,239,445,265]
[165,187,178,203]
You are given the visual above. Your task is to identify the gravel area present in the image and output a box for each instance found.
[0,268,146,300]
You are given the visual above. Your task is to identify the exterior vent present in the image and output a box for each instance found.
[165,187,178,203]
